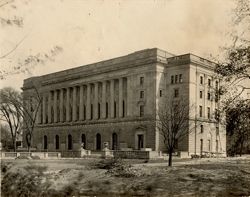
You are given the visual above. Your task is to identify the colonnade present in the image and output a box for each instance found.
[38,78,127,124]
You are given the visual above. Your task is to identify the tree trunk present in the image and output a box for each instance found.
[168,150,173,167]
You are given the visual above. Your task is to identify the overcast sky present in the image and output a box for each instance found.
[0,0,236,90]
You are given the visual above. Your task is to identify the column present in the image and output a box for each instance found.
[110,79,115,118]
[66,87,70,122]
[72,86,77,121]
[126,77,132,116]
[53,90,57,123]
[86,84,91,120]
[101,81,106,118]
[94,82,99,119]
[79,85,84,120]
[119,78,123,117]
[42,94,46,123]
[60,89,64,122]
[37,100,41,124]
[48,91,52,123]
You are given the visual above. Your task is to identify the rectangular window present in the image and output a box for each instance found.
[200,76,203,84]
[208,140,211,151]
[140,91,144,99]
[139,105,144,117]
[98,103,101,119]
[208,79,211,86]
[207,92,211,100]
[171,75,174,84]
[175,75,178,83]
[200,125,204,133]
[207,107,210,119]
[140,77,144,86]
[215,81,219,90]
[106,102,108,118]
[114,102,116,118]
[200,91,203,99]
[199,106,202,117]
[122,100,125,117]
[215,93,219,102]
[174,89,179,98]
[159,90,162,97]
[179,74,183,83]
[90,104,93,119]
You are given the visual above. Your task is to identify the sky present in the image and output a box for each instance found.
[0,0,238,90]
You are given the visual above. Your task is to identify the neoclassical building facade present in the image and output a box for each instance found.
[22,48,226,155]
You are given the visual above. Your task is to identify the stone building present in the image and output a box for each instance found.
[22,48,226,156]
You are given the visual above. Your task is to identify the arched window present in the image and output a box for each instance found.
[55,135,60,150]
[44,135,48,150]
[112,133,118,150]
[68,134,72,150]
[81,134,86,149]
[96,133,101,150]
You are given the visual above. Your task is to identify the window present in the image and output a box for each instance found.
[55,135,59,150]
[207,92,211,100]
[174,89,179,98]
[200,91,203,99]
[90,104,93,119]
[106,102,109,118]
[207,107,210,119]
[81,134,86,149]
[171,75,174,84]
[215,81,219,90]
[200,125,204,133]
[83,105,86,120]
[179,74,183,83]
[216,127,219,136]
[140,91,144,99]
[215,93,219,102]
[208,79,211,86]
[140,77,144,86]
[114,101,117,118]
[175,75,178,83]
[98,103,101,119]
[122,100,125,117]
[139,105,144,117]
[200,76,203,84]
[159,90,162,97]
[68,134,72,150]
[199,106,202,117]
[216,140,218,152]
[44,135,48,150]
[208,139,211,152]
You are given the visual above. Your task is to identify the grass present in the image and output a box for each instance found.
[1,157,250,196]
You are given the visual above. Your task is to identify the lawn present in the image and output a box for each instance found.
[1,157,250,196]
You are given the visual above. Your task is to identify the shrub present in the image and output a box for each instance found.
[1,162,12,174]
[15,155,30,160]
[1,164,48,197]
[94,158,146,178]
[31,155,40,160]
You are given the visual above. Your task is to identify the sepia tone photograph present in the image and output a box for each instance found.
[0,0,250,196]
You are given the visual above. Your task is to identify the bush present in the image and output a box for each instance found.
[1,164,48,197]
[31,155,40,160]
[1,162,12,174]
[15,155,31,160]
[94,158,146,178]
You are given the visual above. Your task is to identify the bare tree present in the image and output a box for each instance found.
[0,87,22,151]
[20,86,42,152]
[156,98,191,166]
